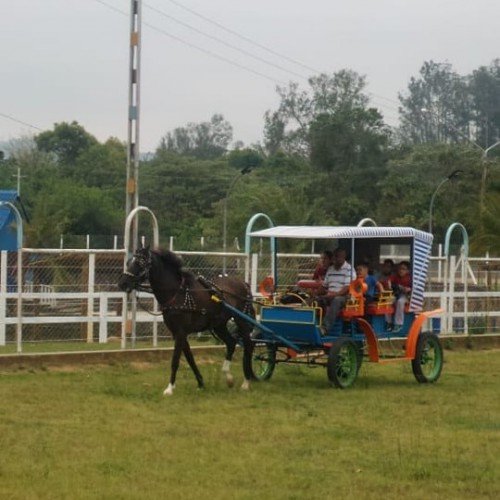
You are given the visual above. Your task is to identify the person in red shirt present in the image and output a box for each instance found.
[390,261,412,333]
[313,250,333,281]
[377,258,395,291]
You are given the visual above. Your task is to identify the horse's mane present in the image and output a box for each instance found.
[152,249,183,273]
[151,249,198,286]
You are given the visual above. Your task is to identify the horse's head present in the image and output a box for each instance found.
[118,246,152,293]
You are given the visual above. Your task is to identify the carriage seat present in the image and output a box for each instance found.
[366,290,395,315]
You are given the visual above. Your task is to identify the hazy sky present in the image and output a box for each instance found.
[1,0,499,152]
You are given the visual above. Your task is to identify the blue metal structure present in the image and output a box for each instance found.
[0,191,21,250]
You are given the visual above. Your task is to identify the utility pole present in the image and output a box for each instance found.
[126,0,142,255]
[124,0,142,348]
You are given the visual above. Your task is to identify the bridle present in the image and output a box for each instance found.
[123,250,153,293]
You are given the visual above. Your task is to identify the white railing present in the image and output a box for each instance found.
[1,248,500,352]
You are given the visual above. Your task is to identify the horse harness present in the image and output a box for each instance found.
[137,274,251,317]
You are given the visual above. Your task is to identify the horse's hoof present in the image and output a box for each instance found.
[163,383,175,396]
[240,379,250,391]
[226,373,234,388]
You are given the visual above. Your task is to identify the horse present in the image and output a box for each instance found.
[118,246,256,396]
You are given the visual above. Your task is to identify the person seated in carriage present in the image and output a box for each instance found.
[354,262,380,304]
[387,260,412,333]
[313,250,333,282]
[321,248,352,332]
[377,258,395,291]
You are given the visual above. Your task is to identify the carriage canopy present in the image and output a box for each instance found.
[249,225,433,312]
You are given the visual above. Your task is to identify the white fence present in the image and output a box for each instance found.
[1,248,499,353]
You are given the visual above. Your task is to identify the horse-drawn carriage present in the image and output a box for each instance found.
[235,225,443,388]
[119,224,443,394]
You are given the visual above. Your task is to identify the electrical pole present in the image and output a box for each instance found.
[126,0,142,254]
[124,0,142,348]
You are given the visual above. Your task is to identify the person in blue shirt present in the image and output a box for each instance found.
[354,263,379,303]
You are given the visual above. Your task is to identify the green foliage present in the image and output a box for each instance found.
[227,148,264,171]
[25,179,122,247]
[158,114,233,159]
[376,144,482,238]
[398,59,500,149]
[469,59,500,148]
[35,121,98,166]
[140,151,230,248]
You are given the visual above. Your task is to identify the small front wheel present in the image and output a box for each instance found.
[244,342,277,381]
[412,332,443,383]
[327,339,360,389]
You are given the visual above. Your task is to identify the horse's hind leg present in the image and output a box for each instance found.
[163,334,184,396]
[234,317,254,390]
[214,325,237,388]
[182,340,204,389]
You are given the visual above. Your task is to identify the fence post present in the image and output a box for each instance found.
[437,244,442,281]
[251,253,259,296]
[0,251,6,346]
[99,295,108,343]
[87,253,95,343]
[447,255,456,334]
[462,246,468,334]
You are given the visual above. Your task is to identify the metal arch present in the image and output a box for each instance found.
[357,218,378,227]
[122,206,160,349]
[0,201,24,353]
[244,213,276,286]
[245,213,275,254]
[444,222,469,258]
[124,205,159,265]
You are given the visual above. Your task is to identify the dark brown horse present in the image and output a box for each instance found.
[118,247,256,396]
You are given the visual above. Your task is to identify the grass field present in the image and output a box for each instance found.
[1,349,499,499]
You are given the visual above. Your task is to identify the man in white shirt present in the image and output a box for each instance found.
[322,248,352,333]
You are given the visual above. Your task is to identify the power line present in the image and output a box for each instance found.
[163,0,321,75]
[0,111,42,131]
[143,2,308,81]
[93,0,286,85]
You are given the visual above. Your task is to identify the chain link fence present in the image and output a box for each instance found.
[1,249,500,353]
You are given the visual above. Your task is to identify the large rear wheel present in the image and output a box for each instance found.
[244,342,277,381]
[327,339,360,389]
[411,332,443,383]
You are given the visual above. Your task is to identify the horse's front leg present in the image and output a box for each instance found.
[182,340,204,389]
[163,334,185,396]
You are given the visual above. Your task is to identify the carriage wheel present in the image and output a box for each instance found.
[244,342,276,381]
[411,332,443,383]
[327,339,360,389]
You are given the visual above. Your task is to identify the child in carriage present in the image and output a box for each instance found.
[387,261,412,333]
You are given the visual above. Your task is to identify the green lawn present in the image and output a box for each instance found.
[0,349,499,499]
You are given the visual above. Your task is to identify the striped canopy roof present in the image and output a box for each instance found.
[249,225,433,312]
[249,225,433,243]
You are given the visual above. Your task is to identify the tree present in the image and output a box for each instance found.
[227,148,264,171]
[469,60,500,149]
[376,144,481,239]
[72,137,126,202]
[35,121,98,166]
[263,70,372,155]
[25,180,122,247]
[397,59,500,148]
[158,114,233,159]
